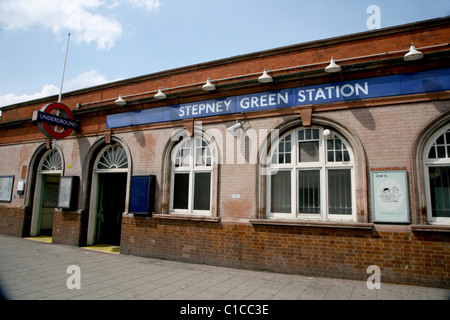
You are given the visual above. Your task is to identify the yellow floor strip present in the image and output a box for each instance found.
[25,235,52,243]
[83,244,120,254]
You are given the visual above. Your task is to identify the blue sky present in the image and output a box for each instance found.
[1,0,449,108]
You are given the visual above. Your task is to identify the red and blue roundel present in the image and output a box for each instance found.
[33,102,79,139]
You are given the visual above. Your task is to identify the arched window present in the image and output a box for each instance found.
[38,149,62,173]
[267,126,355,221]
[170,137,213,215]
[423,123,450,224]
[94,144,128,172]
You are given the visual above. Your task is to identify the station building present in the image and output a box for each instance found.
[0,17,449,288]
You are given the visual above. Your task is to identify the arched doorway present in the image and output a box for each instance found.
[30,148,63,237]
[87,143,129,246]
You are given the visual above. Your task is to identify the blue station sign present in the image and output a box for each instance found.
[106,68,450,129]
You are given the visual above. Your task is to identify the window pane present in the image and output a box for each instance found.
[173,173,189,209]
[271,171,291,213]
[313,129,319,139]
[193,172,211,210]
[299,141,319,162]
[195,139,211,166]
[428,146,436,159]
[274,134,292,164]
[175,140,191,167]
[328,151,334,162]
[298,170,320,214]
[429,166,450,217]
[437,146,446,158]
[328,169,352,215]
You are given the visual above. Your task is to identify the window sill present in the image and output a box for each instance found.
[411,224,450,233]
[153,213,221,223]
[250,219,373,230]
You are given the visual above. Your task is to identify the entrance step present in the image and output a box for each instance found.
[24,235,52,243]
[83,244,120,254]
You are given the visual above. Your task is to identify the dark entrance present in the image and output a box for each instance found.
[39,175,60,236]
[96,173,127,245]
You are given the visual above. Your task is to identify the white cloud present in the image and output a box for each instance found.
[0,0,162,49]
[126,0,161,11]
[64,69,120,91]
[0,0,122,50]
[0,84,59,108]
[0,70,118,108]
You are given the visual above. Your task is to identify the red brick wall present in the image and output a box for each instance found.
[52,210,87,247]
[120,216,450,289]
[0,205,31,237]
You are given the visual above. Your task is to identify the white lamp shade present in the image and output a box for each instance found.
[154,88,167,100]
[404,44,423,61]
[325,57,341,73]
[202,78,216,91]
[258,69,273,83]
[115,94,126,106]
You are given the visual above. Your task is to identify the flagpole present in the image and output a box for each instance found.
[53,32,70,149]
[58,32,71,103]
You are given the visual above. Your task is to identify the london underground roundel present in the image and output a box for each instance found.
[32,102,79,139]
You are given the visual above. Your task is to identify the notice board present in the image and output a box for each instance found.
[371,170,410,223]
[129,175,155,215]
[0,176,14,202]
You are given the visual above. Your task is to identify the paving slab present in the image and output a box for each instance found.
[0,234,448,302]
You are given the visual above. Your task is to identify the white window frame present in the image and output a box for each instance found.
[423,123,450,225]
[93,144,129,173]
[267,126,355,221]
[38,149,63,174]
[170,136,213,216]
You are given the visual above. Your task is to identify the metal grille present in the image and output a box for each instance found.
[39,149,62,172]
[95,144,128,171]
[298,170,320,214]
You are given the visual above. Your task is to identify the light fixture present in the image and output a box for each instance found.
[202,77,216,91]
[258,69,273,83]
[154,88,167,100]
[325,57,341,73]
[227,120,243,132]
[404,43,423,61]
[115,94,126,106]
[323,129,331,138]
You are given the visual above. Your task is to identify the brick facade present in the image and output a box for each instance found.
[0,205,31,237]
[52,210,88,247]
[120,217,449,289]
[0,17,449,289]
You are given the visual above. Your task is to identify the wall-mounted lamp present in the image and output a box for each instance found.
[258,69,273,83]
[404,43,423,61]
[115,94,126,106]
[202,78,216,91]
[323,129,332,138]
[325,57,341,73]
[227,120,243,132]
[154,88,167,100]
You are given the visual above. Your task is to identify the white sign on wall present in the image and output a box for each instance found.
[371,170,410,223]
[0,176,14,202]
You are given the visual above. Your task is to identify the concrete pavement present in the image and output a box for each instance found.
[0,234,448,301]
